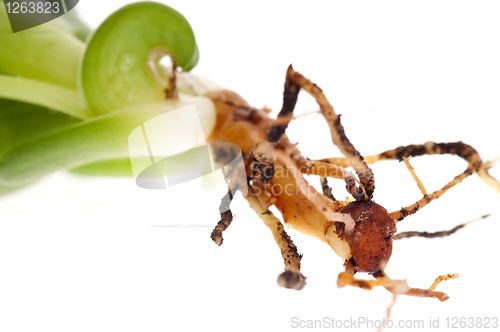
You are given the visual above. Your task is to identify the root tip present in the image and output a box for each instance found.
[278,270,307,290]
[210,233,223,246]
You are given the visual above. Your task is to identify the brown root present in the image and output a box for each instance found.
[274,149,356,234]
[338,262,456,302]
[210,190,234,246]
[285,66,374,200]
[246,193,306,290]
[394,214,490,240]
[205,67,498,297]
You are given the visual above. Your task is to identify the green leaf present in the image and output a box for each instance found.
[54,8,92,42]
[0,74,89,119]
[0,99,80,159]
[0,2,212,192]
[0,94,215,187]
[71,159,133,177]
[0,1,84,89]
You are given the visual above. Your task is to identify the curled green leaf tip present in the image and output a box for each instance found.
[81,1,200,116]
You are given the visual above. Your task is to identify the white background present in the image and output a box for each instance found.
[1,1,500,331]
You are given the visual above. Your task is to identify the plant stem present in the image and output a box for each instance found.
[0,75,89,119]
[0,94,216,187]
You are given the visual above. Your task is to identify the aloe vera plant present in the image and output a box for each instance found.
[0,1,218,192]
